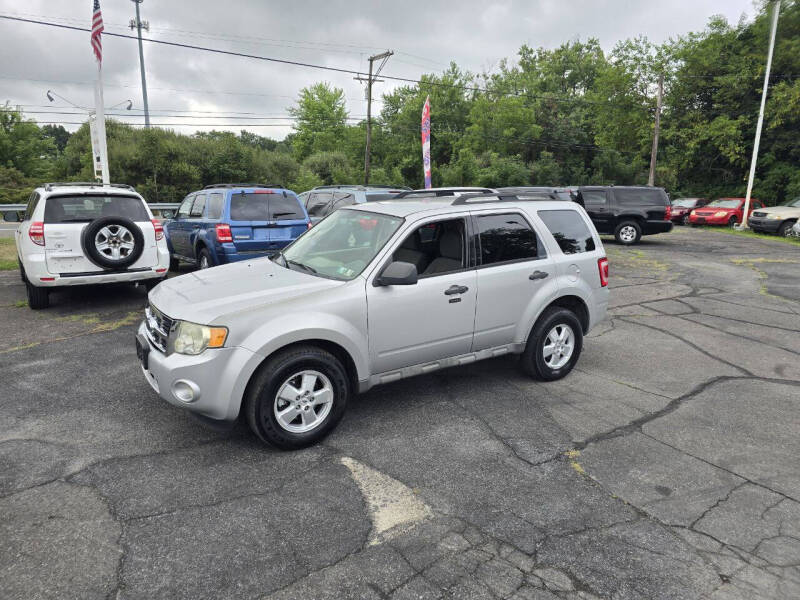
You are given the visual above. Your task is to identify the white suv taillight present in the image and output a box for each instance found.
[152,219,164,241]
[598,257,609,287]
[29,221,45,246]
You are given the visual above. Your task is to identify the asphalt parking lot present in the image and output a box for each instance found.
[1,226,799,600]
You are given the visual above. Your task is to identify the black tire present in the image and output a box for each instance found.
[520,306,583,381]
[614,220,642,245]
[26,281,50,310]
[682,214,690,226]
[728,216,738,228]
[244,345,349,450]
[82,216,145,270]
[197,247,213,270]
[778,221,795,237]
[169,256,180,271]
[18,258,26,282]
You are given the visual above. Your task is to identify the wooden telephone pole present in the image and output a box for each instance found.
[356,51,393,185]
[648,73,664,187]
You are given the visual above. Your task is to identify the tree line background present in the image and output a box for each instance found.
[1,1,798,206]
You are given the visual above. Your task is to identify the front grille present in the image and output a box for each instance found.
[752,211,766,218]
[144,302,174,353]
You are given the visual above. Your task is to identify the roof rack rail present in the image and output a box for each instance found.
[203,183,283,189]
[44,182,136,192]
[451,193,523,206]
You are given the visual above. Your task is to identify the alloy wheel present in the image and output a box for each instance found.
[542,324,574,370]
[95,225,135,261]
[619,225,637,243]
[273,370,334,433]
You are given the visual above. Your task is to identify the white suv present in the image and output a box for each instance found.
[137,193,609,449]
[13,183,170,309]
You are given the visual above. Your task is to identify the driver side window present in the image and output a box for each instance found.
[393,218,467,278]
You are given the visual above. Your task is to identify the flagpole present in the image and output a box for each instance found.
[94,62,110,185]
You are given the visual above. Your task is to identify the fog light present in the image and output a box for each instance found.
[172,379,200,403]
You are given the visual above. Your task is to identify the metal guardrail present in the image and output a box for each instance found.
[1,202,180,220]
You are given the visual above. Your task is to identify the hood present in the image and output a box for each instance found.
[149,258,345,324]
[753,206,800,218]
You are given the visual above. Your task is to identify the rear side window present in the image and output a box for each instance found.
[306,192,332,217]
[477,213,540,266]
[538,210,596,254]
[614,188,668,206]
[190,194,206,217]
[581,191,607,205]
[206,193,224,219]
[25,192,41,220]
[230,192,305,221]
[44,195,149,223]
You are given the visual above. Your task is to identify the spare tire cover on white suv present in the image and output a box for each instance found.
[82,216,145,269]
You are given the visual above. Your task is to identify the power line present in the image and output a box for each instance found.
[0,14,631,107]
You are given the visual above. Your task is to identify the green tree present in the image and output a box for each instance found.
[288,83,349,161]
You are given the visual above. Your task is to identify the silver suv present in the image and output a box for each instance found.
[136,193,609,449]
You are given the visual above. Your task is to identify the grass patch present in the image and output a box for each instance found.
[0,238,18,271]
[696,226,800,246]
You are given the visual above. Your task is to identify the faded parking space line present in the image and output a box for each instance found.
[340,456,432,546]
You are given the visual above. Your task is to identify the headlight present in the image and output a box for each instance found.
[714,211,729,217]
[767,214,781,220]
[171,321,228,355]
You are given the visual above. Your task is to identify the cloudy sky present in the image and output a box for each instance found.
[0,0,755,139]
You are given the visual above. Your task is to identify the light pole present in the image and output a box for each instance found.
[739,0,781,229]
[130,0,151,128]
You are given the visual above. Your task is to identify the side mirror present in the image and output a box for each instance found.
[3,211,21,222]
[376,261,418,286]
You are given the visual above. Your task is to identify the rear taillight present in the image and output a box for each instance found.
[151,219,164,241]
[215,223,233,243]
[598,257,609,287]
[29,221,45,246]
[664,204,672,220]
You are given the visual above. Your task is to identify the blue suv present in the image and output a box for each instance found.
[165,183,310,269]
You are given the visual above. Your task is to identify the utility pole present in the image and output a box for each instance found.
[648,73,664,187]
[356,51,393,185]
[130,0,151,128]
[740,0,780,229]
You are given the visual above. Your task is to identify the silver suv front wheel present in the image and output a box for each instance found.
[245,345,349,449]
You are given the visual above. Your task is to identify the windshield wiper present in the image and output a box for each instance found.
[58,218,95,222]
[272,211,300,218]
[287,259,317,274]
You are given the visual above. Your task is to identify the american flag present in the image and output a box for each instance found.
[91,0,104,63]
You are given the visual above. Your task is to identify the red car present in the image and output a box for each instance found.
[688,198,763,228]
[671,198,709,225]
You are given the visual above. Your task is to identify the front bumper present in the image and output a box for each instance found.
[136,321,257,421]
[747,217,782,233]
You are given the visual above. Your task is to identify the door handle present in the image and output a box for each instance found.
[529,270,549,280]
[444,285,469,295]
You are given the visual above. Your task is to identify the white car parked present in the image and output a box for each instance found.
[11,182,170,309]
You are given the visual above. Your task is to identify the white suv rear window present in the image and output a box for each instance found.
[44,195,149,223]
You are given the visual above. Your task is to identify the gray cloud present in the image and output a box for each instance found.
[0,0,754,138]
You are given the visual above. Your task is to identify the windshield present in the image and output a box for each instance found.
[708,199,741,208]
[672,198,698,208]
[780,197,800,208]
[279,209,403,280]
